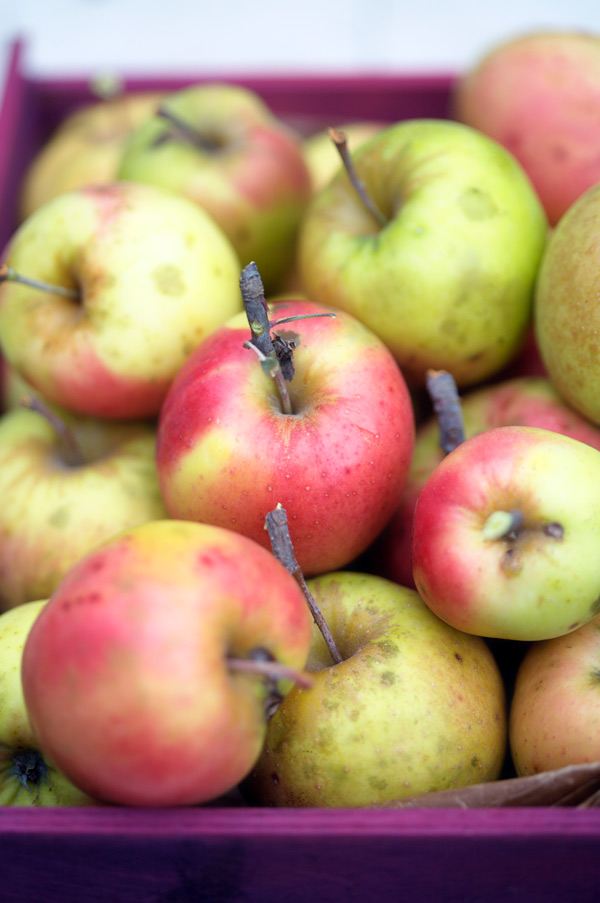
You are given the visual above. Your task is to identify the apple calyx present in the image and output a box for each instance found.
[0,263,80,302]
[265,504,343,664]
[153,106,223,153]
[10,748,49,792]
[20,394,85,467]
[239,262,336,416]
[228,648,313,720]
[426,369,465,454]
[328,127,388,228]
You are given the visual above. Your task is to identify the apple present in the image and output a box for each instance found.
[117,82,312,294]
[156,293,415,577]
[241,570,507,807]
[302,121,385,193]
[0,398,168,610]
[0,599,99,805]
[534,181,600,426]
[0,180,242,420]
[412,425,600,641]
[18,89,165,222]
[371,375,600,589]
[297,118,548,389]
[509,614,600,775]
[21,518,313,806]
[452,30,600,226]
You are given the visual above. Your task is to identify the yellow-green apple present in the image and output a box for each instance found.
[371,375,600,589]
[302,121,385,193]
[117,82,312,294]
[0,599,99,805]
[0,400,167,610]
[412,425,600,641]
[241,571,507,807]
[452,30,600,226]
[297,118,548,389]
[21,519,313,806]
[534,181,600,426]
[509,615,600,775]
[155,296,415,577]
[0,181,242,420]
[18,90,165,221]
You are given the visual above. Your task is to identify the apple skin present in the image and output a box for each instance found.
[21,519,313,807]
[156,297,415,577]
[0,181,242,420]
[302,121,385,193]
[0,599,99,806]
[509,615,600,775]
[534,181,600,427]
[452,31,600,226]
[18,90,165,221]
[118,82,312,294]
[0,404,168,610]
[371,375,600,589]
[297,118,548,389]
[412,425,600,642]
[241,571,506,807]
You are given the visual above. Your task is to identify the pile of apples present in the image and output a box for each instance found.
[1,28,600,809]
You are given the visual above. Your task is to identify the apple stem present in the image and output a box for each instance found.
[482,509,524,541]
[228,654,313,689]
[328,127,388,228]
[242,342,293,415]
[426,369,465,454]
[154,106,222,152]
[265,504,344,665]
[20,394,86,467]
[0,263,80,302]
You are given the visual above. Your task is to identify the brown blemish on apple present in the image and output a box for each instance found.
[501,547,522,574]
[152,263,184,296]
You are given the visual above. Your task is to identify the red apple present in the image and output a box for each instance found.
[21,519,313,806]
[412,425,600,641]
[156,296,415,577]
[371,375,600,589]
[452,30,600,225]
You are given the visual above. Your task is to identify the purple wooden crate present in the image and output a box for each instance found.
[1,39,599,903]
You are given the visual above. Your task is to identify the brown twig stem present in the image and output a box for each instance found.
[265,504,343,665]
[0,264,80,302]
[425,369,465,455]
[20,394,85,467]
[328,127,388,227]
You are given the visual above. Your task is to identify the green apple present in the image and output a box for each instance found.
[118,82,312,294]
[241,571,507,807]
[0,181,242,420]
[534,181,600,426]
[0,599,98,805]
[509,614,600,775]
[18,90,165,222]
[0,401,167,610]
[297,118,548,389]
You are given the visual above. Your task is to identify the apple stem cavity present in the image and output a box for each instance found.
[10,748,49,792]
[426,369,465,454]
[328,127,388,228]
[229,648,313,720]
[20,394,86,467]
[0,263,80,302]
[265,504,344,665]
[243,340,293,415]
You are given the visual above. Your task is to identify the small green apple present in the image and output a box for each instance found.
[241,571,507,807]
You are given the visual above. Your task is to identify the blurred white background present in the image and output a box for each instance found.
[1,0,600,83]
